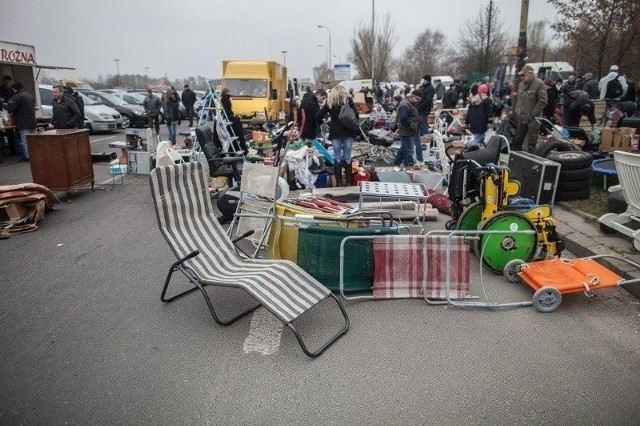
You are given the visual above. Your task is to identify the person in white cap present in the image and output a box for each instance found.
[598,65,628,100]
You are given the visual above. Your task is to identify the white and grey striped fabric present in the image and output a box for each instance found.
[149,162,331,324]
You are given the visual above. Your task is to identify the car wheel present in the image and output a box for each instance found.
[546,150,593,170]
[559,167,593,181]
[557,178,592,192]
[555,187,591,201]
[534,141,576,158]
[121,115,131,129]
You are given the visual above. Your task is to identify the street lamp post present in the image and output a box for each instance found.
[317,25,332,70]
[114,58,120,86]
[318,45,329,68]
[281,50,288,67]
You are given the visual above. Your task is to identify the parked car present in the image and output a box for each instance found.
[38,84,121,132]
[85,90,148,128]
[131,89,188,120]
[109,91,147,106]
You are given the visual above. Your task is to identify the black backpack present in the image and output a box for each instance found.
[605,77,623,99]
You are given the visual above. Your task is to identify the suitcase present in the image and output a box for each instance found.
[508,151,561,205]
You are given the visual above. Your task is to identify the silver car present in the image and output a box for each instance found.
[39,84,122,132]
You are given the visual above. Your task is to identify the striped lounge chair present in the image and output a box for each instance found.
[149,162,349,357]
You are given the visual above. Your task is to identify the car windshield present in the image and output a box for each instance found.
[122,93,144,105]
[99,92,127,106]
[78,92,100,105]
[223,79,268,98]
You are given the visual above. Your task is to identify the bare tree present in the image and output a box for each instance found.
[450,0,508,77]
[348,12,396,82]
[548,0,640,78]
[313,63,333,84]
[526,20,552,62]
[395,29,447,84]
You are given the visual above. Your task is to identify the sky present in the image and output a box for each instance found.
[1,0,554,83]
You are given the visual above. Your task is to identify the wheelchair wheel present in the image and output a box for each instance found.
[456,202,483,231]
[477,211,537,273]
[456,202,483,253]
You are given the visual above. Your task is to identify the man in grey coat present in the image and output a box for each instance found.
[143,89,162,134]
[513,65,547,152]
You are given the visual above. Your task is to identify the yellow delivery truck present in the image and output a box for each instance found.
[221,60,287,123]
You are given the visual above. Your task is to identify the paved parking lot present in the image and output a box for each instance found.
[1,127,639,424]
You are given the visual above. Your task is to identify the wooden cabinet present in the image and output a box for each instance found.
[26,129,94,192]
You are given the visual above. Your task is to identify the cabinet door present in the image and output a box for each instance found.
[29,136,70,190]
[63,132,93,187]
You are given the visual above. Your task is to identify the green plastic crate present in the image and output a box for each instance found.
[296,226,399,292]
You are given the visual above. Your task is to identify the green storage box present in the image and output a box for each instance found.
[296,226,399,292]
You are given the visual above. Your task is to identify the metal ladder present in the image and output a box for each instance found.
[196,80,242,153]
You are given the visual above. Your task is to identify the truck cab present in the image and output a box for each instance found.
[221,60,287,123]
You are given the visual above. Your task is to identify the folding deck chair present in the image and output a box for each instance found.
[149,162,349,357]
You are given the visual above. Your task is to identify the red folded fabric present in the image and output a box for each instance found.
[424,235,470,299]
[372,235,470,300]
[372,235,426,298]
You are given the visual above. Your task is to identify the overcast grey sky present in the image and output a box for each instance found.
[1,0,553,82]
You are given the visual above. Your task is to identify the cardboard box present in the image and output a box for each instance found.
[600,127,618,152]
[0,203,27,223]
[618,127,637,152]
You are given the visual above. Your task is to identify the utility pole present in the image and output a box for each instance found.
[515,0,529,86]
[144,66,150,88]
[371,0,375,85]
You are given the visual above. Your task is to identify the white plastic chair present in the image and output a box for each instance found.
[156,141,184,167]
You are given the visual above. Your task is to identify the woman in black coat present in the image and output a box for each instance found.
[465,83,493,145]
[316,85,359,185]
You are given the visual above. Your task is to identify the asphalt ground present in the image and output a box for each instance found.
[0,126,639,425]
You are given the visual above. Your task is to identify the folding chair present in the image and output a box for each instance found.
[227,161,285,258]
[149,162,349,357]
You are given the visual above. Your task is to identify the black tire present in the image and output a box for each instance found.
[121,115,131,129]
[555,187,591,201]
[534,141,576,158]
[557,178,591,192]
[547,150,593,170]
[608,189,627,214]
[559,167,593,181]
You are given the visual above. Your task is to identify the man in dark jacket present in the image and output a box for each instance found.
[418,74,436,135]
[393,90,421,170]
[542,78,559,122]
[143,89,162,134]
[442,84,458,110]
[513,65,547,152]
[300,89,326,141]
[564,98,596,127]
[65,86,85,129]
[50,85,81,129]
[580,73,600,100]
[181,84,197,127]
[4,82,36,161]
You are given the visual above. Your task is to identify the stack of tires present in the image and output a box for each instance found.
[534,141,593,201]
